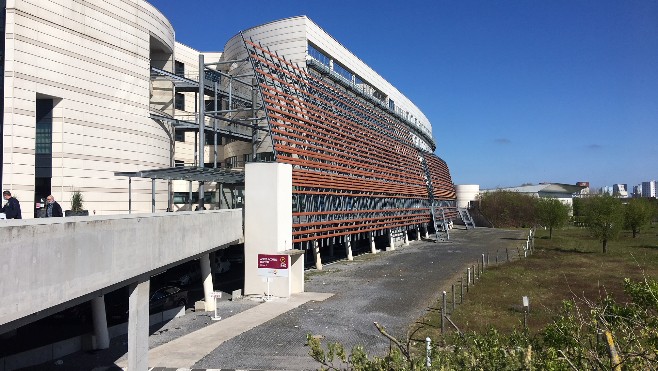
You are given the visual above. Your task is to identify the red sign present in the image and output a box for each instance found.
[258,254,289,269]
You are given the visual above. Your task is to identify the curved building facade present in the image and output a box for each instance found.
[1,5,455,235]
[1,0,174,216]
[220,16,456,247]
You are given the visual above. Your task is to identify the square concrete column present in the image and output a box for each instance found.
[313,240,323,270]
[91,295,109,350]
[245,163,303,297]
[200,253,215,311]
[387,230,395,251]
[403,230,409,246]
[127,278,150,371]
[345,236,353,261]
[369,231,377,254]
[416,228,421,241]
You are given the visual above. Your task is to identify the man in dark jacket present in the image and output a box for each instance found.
[45,195,63,217]
[2,190,22,219]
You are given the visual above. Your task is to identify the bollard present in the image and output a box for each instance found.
[487,252,490,266]
[466,269,471,292]
[472,265,477,282]
[481,254,485,273]
[460,279,464,303]
[506,247,509,261]
[441,291,446,334]
[452,284,456,312]
[426,337,432,368]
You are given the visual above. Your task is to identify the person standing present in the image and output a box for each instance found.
[2,190,22,219]
[45,195,63,217]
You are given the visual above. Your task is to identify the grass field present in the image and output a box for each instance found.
[415,224,658,341]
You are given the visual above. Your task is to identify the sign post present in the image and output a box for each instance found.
[257,254,290,301]
[211,291,222,321]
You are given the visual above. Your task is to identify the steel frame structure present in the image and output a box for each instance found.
[242,37,457,248]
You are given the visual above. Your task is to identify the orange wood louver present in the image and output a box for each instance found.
[244,39,457,245]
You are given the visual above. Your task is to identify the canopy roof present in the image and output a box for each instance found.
[115,166,245,184]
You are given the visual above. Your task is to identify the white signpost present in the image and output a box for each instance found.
[211,291,222,321]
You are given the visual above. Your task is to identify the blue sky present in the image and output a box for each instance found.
[148,0,658,190]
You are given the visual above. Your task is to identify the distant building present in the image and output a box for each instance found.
[480,183,587,207]
[612,184,628,198]
[641,181,657,198]
[633,184,643,197]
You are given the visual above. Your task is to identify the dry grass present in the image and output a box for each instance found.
[414,224,658,339]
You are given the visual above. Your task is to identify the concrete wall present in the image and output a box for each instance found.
[0,210,242,329]
[243,162,294,297]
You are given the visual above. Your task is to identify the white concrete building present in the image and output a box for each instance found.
[222,16,436,152]
[2,0,175,217]
[641,180,657,198]
[2,6,452,220]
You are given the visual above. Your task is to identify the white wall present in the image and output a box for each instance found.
[2,0,176,216]
[243,162,294,297]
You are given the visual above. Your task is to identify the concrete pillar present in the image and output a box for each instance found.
[91,296,110,350]
[329,243,334,257]
[403,230,409,246]
[314,240,323,270]
[200,253,215,312]
[244,162,298,297]
[369,231,377,254]
[127,278,149,371]
[345,236,353,261]
[423,225,429,239]
[416,228,421,241]
[387,230,395,251]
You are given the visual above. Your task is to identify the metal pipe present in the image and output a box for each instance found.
[198,54,205,210]
[128,177,132,214]
[213,81,218,169]
[203,58,248,66]
[251,77,257,161]
[151,178,155,213]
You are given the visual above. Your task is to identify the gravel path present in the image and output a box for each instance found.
[194,227,527,370]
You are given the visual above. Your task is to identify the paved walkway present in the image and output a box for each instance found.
[114,292,333,369]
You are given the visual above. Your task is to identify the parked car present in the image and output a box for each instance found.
[171,261,201,286]
[149,285,187,313]
[214,255,231,274]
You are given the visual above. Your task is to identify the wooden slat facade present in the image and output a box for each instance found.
[244,39,456,246]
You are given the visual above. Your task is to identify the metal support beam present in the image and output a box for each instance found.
[151,178,155,213]
[198,54,206,210]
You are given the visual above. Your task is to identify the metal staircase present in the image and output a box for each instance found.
[458,207,475,229]
[435,207,450,241]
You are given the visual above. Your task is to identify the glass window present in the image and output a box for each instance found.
[175,93,185,111]
[256,152,275,162]
[388,99,396,111]
[175,131,185,142]
[174,61,185,76]
[205,134,218,145]
[308,44,330,67]
[333,62,352,82]
[225,156,238,168]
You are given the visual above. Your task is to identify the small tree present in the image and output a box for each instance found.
[624,198,653,238]
[71,190,84,212]
[583,194,624,253]
[536,197,571,239]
